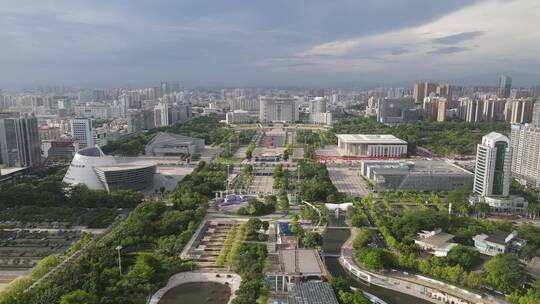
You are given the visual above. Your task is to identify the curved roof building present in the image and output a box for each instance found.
[63,146,156,192]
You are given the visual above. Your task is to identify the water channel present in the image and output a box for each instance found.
[323,216,431,304]
[158,282,231,304]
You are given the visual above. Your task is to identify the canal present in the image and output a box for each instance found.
[323,217,431,304]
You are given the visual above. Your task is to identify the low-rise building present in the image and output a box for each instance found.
[225,110,258,124]
[469,195,528,214]
[144,132,204,156]
[361,160,473,191]
[288,281,339,304]
[337,134,407,157]
[414,229,457,257]
[267,248,327,292]
[473,230,519,256]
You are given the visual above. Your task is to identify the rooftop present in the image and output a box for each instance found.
[147,132,202,145]
[279,249,325,275]
[365,160,473,175]
[337,134,407,144]
[288,281,339,304]
[95,162,156,172]
[415,231,455,248]
[485,230,513,245]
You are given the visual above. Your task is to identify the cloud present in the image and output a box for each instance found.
[285,0,540,83]
[432,31,485,44]
[427,47,468,54]
[0,0,539,86]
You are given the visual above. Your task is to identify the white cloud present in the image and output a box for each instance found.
[292,0,540,78]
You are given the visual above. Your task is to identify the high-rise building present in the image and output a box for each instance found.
[309,97,327,114]
[154,102,168,127]
[473,132,512,197]
[0,112,41,167]
[413,81,425,103]
[531,102,540,127]
[511,124,540,189]
[229,96,260,112]
[437,98,447,122]
[70,118,94,149]
[423,95,440,121]
[498,75,512,98]
[259,96,299,122]
[437,84,453,101]
[127,110,144,133]
[482,99,506,121]
[377,97,418,124]
[458,98,484,122]
[154,102,192,127]
[414,81,453,104]
[505,99,535,123]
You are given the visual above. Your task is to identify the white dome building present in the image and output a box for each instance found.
[63,146,156,192]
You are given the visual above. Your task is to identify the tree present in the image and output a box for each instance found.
[246,143,255,159]
[484,253,525,294]
[352,228,372,250]
[60,290,97,304]
[447,245,480,270]
[278,191,289,210]
[302,232,323,248]
[357,248,394,271]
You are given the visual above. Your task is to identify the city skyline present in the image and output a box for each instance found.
[1,0,540,88]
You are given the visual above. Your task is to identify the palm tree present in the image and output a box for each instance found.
[525,204,540,220]
[474,202,490,219]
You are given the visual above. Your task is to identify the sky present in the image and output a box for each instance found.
[1,0,540,88]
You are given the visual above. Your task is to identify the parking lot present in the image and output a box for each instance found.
[327,167,370,197]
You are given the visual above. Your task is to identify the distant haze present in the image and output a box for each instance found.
[1,0,540,88]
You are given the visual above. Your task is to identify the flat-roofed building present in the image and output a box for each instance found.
[268,248,327,292]
[414,229,457,257]
[225,110,258,124]
[337,134,407,157]
[288,281,339,304]
[360,160,473,191]
[145,132,204,156]
[259,96,299,123]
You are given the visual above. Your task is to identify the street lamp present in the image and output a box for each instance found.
[116,245,123,275]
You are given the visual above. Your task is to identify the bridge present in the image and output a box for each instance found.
[325,226,351,230]
[323,253,341,258]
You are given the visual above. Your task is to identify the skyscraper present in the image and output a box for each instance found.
[511,124,540,189]
[458,98,484,123]
[154,102,192,127]
[437,98,447,122]
[0,112,41,167]
[532,102,540,127]
[70,118,94,149]
[473,132,512,196]
[505,99,535,123]
[498,75,512,98]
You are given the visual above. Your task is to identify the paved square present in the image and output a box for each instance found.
[248,175,274,194]
[327,167,370,197]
